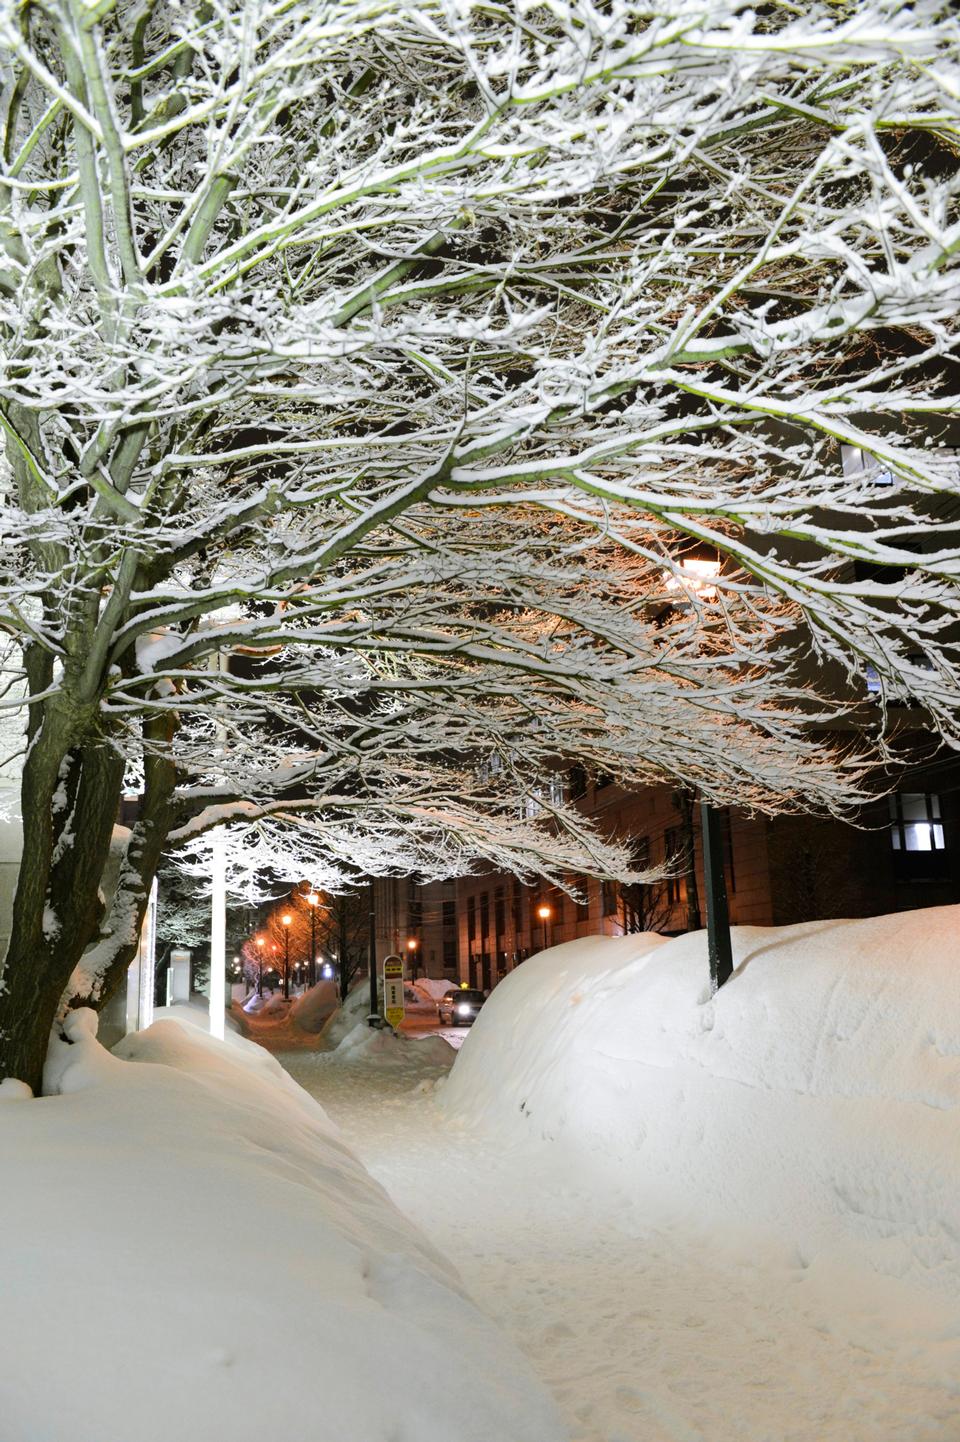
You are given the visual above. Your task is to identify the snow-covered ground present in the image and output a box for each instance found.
[5,909,960,1442]
[270,910,960,1442]
[0,1008,564,1442]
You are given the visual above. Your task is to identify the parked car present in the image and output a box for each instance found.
[437,988,486,1027]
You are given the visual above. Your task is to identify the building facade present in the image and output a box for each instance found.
[381,747,960,992]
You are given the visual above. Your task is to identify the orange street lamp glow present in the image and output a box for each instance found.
[536,904,552,952]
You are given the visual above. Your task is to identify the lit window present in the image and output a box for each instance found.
[841,445,893,486]
[889,793,944,853]
[865,665,881,696]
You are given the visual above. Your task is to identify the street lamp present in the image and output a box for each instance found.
[255,935,265,996]
[536,903,552,953]
[282,914,292,999]
[406,936,419,979]
[307,890,319,988]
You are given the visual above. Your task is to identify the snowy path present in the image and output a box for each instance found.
[269,1042,960,1442]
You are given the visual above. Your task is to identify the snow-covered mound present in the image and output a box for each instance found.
[336,1021,454,1067]
[403,983,438,1013]
[412,976,456,1002]
[290,978,339,1033]
[241,990,273,1014]
[153,1000,242,1035]
[0,1010,564,1442]
[320,978,374,1047]
[442,912,960,1291]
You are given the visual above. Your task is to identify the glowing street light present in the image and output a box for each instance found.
[405,935,420,979]
[660,555,721,602]
[306,890,320,988]
[536,903,552,953]
[255,935,265,996]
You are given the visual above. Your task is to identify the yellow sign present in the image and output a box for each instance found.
[382,955,405,1028]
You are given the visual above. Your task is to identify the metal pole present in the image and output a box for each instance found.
[701,801,733,992]
[368,885,378,1023]
[283,928,290,999]
[209,830,226,1039]
[208,648,227,1041]
[310,904,316,989]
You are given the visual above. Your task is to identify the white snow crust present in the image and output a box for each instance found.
[0,1009,565,1442]
[441,912,960,1290]
[289,977,339,1032]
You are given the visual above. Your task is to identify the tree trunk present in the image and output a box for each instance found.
[0,707,175,1090]
[0,734,125,1091]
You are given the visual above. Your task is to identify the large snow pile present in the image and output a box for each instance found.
[153,1000,242,1035]
[289,977,339,1033]
[335,1021,454,1067]
[403,983,438,1013]
[441,911,960,1292]
[319,977,375,1046]
[412,976,456,1002]
[0,1011,565,1442]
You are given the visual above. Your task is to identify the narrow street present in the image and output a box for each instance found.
[264,1032,960,1442]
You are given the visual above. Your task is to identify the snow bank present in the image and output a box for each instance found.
[442,912,960,1292]
[0,1011,565,1442]
[290,977,339,1033]
[412,976,455,1002]
[336,1021,454,1067]
[153,1000,242,1034]
[403,983,438,1013]
[319,978,374,1046]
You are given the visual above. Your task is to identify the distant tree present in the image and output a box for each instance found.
[1,1,958,1089]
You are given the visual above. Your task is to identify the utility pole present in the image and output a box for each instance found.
[701,801,733,992]
[208,651,227,1040]
[368,883,378,1024]
[338,905,348,1004]
[307,890,319,988]
[282,912,292,999]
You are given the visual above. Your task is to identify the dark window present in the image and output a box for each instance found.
[467,895,476,943]
[442,898,455,927]
[511,878,523,937]
[407,877,422,930]
[574,878,590,920]
[601,880,618,917]
[664,828,682,905]
[853,540,921,587]
[494,886,505,938]
[442,938,457,971]
[621,838,650,933]
[596,772,612,790]
[480,891,490,939]
[567,764,587,802]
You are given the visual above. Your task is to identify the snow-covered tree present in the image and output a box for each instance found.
[1,0,958,1089]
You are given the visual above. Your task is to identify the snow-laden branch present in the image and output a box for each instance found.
[0,0,957,1042]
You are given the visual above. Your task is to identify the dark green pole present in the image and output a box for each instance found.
[701,801,733,992]
[368,884,378,1023]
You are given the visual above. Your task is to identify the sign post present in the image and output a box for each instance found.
[382,955,405,1030]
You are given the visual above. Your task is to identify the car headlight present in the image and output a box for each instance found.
[456,1003,472,1016]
